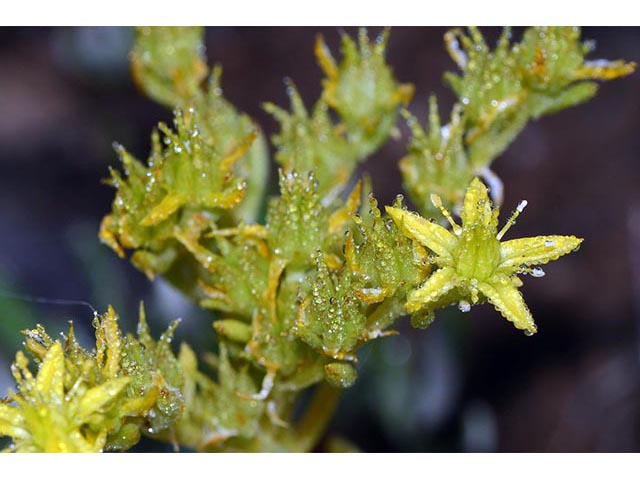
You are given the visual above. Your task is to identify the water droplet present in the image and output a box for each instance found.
[531,267,545,278]
[544,240,555,247]
[524,329,535,337]
[458,300,471,312]
[462,97,470,105]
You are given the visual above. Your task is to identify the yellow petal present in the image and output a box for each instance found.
[344,230,359,273]
[385,206,457,261]
[265,256,288,323]
[478,277,536,333]
[76,377,130,423]
[0,422,29,442]
[498,235,583,271]
[119,387,158,417]
[0,404,28,440]
[141,193,185,226]
[460,177,495,228]
[219,131,257,171]
[406,267,457,313]
[202,187,246,209]
[328,180,361,235]
[36,342,65,402]
[0,403,11,423]
[173,230,217,273]
[575,59,636,80]
[100,305,122,379]
[99,214,125,258]
[315,34,338,80]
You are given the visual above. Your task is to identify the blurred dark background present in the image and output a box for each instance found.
[0,27,639,452]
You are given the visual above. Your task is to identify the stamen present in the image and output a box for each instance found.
[497,199,527,240]
[430,193,462,235]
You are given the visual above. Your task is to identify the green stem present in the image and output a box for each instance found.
[291,382,342,452]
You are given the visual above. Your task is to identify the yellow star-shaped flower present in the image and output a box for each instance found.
[386,178,583,335]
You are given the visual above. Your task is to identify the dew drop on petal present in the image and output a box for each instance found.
[531,267,545,278]
[458,300,471,312]
[544,240,556,247]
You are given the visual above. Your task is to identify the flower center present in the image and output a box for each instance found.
[453,225,501,281]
